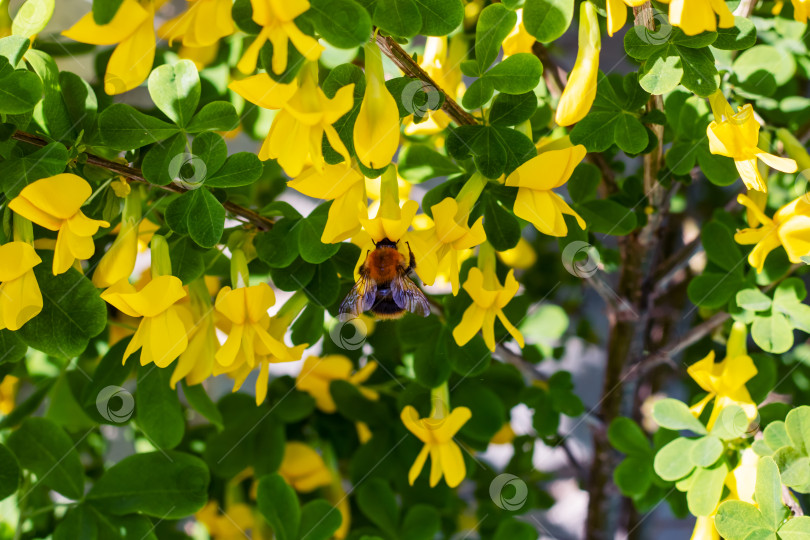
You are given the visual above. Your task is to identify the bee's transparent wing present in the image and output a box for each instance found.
[391,273,431,317]
[339,274,377,321]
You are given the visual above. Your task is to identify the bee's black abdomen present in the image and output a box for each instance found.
[371,297,405,319]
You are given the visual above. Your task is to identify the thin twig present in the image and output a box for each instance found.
[10,130,274,231]
[374,34,478,126]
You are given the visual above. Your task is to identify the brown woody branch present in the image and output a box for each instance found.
[374,34,478,126]
[9,130,274,231]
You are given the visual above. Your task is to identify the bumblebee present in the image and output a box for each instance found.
[339,238,431,320]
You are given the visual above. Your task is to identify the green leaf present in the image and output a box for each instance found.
[181,381,223,431]
[614,456,653,496]
[757,457,787,531]
[653,398,708,434]
[687,272,745,309]
[187,189,225,249]
[308,0,371,48]
[169,236,205,284]
[711,405,750,440]
[613,113,648,154]
[734,45,795,87]
[690,435,724,467]
[484,53,543,94]
[298,203,341,264]
[0,68,43,115]
[192,132,228,175]
[256,474,300,540]
[299,500,343,540]
[703,221,743,272]
[461,76,494,109]
[304,260,340,306]
[688,461,729,516]
[141,133,187,186]
[574,199,637,235]
[0,443,20,501]
[401,505,441,540]
[752,313,794,354]
[18,256,107,358]
[204,152,264,187]
[785,406,810,455]
[414,0,463,35]
[714,16,757,50]
[489,91,538,126]
[86,451,209,518]
[608,417,650,455]
[670,28,717,48]
[291,304,325,346]
[475,4,516,71]
[398,144,461,183]
[639,46,683,95]
[471,126,507,179]
[677,45,718,96]
[715,500,772,540]
[11,0,54,39]
[373,0,421,38]
[569,110,619,152]
[764,421,791,452]
[54,505,97,540]
[7,417,84,499]
[186,101,239,133]
[774,447,810,491]
[654,437,696,481]
[737,288,772,312]
[483,192,521,251]
[98,103,181,150]
[90,509,155,540]
[413,328,452,387]
[494,518,538,540]
[147,60,200,127]
[136,364,184,449]
[0,36,28,65]
[523,0,574,42]
[357,478,399,537]
[255,218,301,269]
[0,329,27,364]
[779,516,810,539]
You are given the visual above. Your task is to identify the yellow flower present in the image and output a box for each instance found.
[288,164,366,243]
[659,0,734,35]
[171,279,217,388]
[555,1,600,126]
[215,283,302,368]
[605,0,648,37]
[237,0,323,75]
[505,144,587,237]
[452,244,524,352]
[790,0,810,21]
[734,193,810,272]
[229,63,355,177]
[0,375,19,414]
[503,9,535,56]
[158,0,234,48]
[359,167,418,243]
[497,238,537,270]
[101,275,193,367]
[401,401,472,488]
[9,174,109,275]
[196,501,258,540]
[687,322,758,431]
[354,41,401,169]
[404,35,466,136]
[0,242,42,331]
[690,516,720,540]
[707,92,797,192]
[490,423,516,445]
[408,175,487,295]
[62,0,158,94]
[278,442,333,492]
[93,192,141,289]
[216,288,307,405]
[296,355,379,413]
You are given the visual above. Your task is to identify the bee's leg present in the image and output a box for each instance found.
[405,242,417,274]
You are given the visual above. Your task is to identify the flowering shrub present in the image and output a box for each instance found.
[2,0,810,538]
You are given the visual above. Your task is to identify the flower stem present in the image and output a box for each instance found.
[430,383,450,419]
[12,213,34,244]
[230,249,249,288]
[150,234,172,277]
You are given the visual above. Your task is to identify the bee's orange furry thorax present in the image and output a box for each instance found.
[366,247,404,283]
